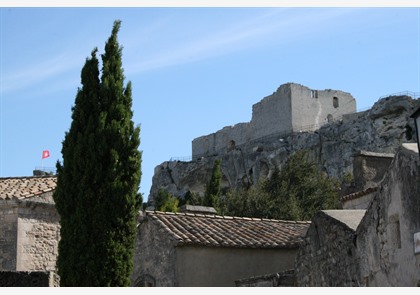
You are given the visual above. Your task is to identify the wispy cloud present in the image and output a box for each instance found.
[0,8,359,96]
[125,8,358,74]
[1,52,81,96]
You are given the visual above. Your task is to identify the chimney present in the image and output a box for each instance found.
[180,204,217,215]
[33,169,47,176]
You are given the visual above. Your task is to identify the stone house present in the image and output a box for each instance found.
[295,143,420,286]
[131,209,310,287]
[295,209,367,286]
[0,176,59,272]
[340,187,378,210]
[1,145,416,288]
[340,150,394,210]
[351,150,395,193]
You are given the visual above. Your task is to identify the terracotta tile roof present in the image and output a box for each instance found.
[0,176,57,200]
[340,186,378,202]
[145,211,310,249]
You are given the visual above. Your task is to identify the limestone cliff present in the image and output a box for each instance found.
[148,94,419,206]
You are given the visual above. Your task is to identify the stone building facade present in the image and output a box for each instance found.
[132,209,310,287]
[340,150,394,210]
[0,176,59,272]
[295,143,420,286]
[356,143,420,286]
[192,82,356,158]
[352,151,394,193]
[295,210,366,286]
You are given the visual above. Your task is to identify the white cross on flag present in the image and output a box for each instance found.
[42,150,50,159]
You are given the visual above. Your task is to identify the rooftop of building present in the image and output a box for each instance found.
[321,210,367,231]
[340,186,378,203]
[143,210,311,249]
[0,176,57,200]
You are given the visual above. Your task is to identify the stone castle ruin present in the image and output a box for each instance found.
[192,83,356,159]
[149,82,418,204]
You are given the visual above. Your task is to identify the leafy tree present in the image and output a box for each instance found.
[222,183,261,217]
[222,150,340,221]
[268,150,340,220]
[155,188,169,210]
[203,159,222,211]
[53,20,142,286]
[160,196,180,213]
[181,190,202,206]
[155,188,179,213]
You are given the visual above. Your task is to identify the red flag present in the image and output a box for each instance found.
[42,150,50,159]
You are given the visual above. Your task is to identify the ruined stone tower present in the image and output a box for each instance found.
[192,83,356,158]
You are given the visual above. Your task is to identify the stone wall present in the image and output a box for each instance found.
[175,246,298,287]
[290,84,356,131]
[131,213,177,287]
[16,201,60,271]
[149,94,418,204]
[353,151,394,192]
[192,123,251,159]
[250,84,292,140]
[192,83,356,159]
[0,197,60,272]
[295,210,365,286]
[341,188,378,210]
[356,144,420,286]
[235,269,296,287]
[295,144,420,287]
[0,271,59,287]
[0,202,18,270]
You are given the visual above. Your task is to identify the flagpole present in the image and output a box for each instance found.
[41,150,50,174]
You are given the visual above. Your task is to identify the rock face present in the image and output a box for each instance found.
[148,91,419,206]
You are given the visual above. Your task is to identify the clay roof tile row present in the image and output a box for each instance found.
[340,186,378,202]
[0,176,57,200]
[146,210,310,249]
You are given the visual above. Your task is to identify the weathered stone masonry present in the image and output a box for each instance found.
[356,144,420,286]
[295,144,420,286]
[150,90,418,204]
[0,191,60,272]
[192,83,356,158]
[0,202,18,270]
[295,210,366,286]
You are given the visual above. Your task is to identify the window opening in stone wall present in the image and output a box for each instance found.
[333,97,339,108]
[311,90,318,99]
[145,281,155,287]
[327,114,333,123]
[135,274,156,287]
[388,214,401,250]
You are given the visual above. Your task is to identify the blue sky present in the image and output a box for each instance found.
[1,6,419,202]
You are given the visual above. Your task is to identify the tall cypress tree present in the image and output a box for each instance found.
[54,20,142,286]
[203,159,222,210]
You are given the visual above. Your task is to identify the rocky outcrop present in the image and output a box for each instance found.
[148,95,419,206]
